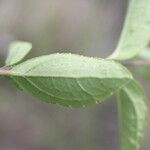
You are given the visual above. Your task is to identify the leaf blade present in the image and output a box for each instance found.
[6,41,32,66]
[110,0,150,60]
[118,80,148,150]
[8,53,133,107]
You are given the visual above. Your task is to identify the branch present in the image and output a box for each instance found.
[121,60,150,67]
[0,67,12,76]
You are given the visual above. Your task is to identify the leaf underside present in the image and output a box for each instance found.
[9,53,132,107]
[118,80,148,150]
[6,41,32,66]
[110,0,150,60]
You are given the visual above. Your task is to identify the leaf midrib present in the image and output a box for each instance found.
[9,73,133,79]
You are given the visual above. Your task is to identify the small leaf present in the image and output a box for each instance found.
[118,80,148,150]
[110,0,150,60]
[6,41,32,66]
[7,53,132,107]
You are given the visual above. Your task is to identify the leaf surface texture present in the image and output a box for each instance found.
[10,53,132,107]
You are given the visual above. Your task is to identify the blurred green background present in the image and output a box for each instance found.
[0,0,149,150]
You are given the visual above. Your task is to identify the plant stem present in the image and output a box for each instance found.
[0,67,12,76]
[121,60,150,67]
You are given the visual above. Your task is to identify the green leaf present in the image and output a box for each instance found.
[138,49,150,60]
[110,0,150,60]
[118,80,148,150]
[5,41,32,66]
[6,53,132,107]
